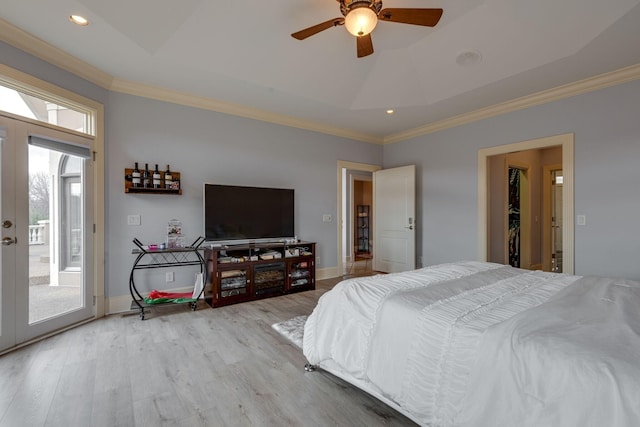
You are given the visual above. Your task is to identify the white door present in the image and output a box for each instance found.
[1,115,94,353]
[373,165,416,273]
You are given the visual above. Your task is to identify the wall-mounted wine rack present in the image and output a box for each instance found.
[124,168,182,195]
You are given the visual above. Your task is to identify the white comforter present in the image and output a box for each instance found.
[303,261,640,426]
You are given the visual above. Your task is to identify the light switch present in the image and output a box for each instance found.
[577,215,586,226]
[128,214,141,226]
[323,214,332,223]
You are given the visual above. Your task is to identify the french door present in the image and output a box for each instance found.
[1,114,94,353]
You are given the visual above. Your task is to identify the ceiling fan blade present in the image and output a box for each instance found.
[378,8,443,27]
[357,34,374,58]
[291,18,345,40]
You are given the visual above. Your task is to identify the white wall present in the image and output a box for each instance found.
[383,79,640,280]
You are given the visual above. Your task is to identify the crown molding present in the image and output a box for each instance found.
[384,63,640,144]
[110,78,383,144]
[0,18,381,144]
[3,17,639,146]
[0,18,113,89]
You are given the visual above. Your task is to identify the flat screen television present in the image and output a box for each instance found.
[203,183,295,244]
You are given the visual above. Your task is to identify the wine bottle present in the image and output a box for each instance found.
[153,164,161,188]
[164,164,172,189]
[132,162,141,187]
[143,163,150,188]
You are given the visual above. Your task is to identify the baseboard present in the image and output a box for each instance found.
[316,266,340,280]
[107,268,341,314]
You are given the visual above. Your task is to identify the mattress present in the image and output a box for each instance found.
[303,261,640,426]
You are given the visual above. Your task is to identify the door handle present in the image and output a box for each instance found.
[2,220,12,228]
[2,237,16,246]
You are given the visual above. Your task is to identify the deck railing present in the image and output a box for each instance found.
[29,220,49,245]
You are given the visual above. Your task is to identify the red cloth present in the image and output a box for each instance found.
[148,290,193,299]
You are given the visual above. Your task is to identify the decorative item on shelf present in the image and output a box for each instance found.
[167,219,185,248]
[142,163,151,188]
[132,162,141,187]
[153,164,161,188]
[169,178,180,190]
[124,164,182,194]
[164,164,172,188]
[285,248,300,258]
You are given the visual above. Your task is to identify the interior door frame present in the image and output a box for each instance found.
[337,161,381,277]
[542,163,563,271]
[478,133,574,274]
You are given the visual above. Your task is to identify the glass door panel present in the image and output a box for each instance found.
[28,144,84,323]
[1,114,94,353]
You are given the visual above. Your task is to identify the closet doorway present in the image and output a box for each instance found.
[478,133,574,274]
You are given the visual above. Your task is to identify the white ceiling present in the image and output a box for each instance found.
[2,0,640,142]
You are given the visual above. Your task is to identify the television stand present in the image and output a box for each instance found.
[205,241,315,308]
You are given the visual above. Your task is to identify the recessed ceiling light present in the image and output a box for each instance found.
[69,15,89,26]
[456,50,482,67]
[386,109,394,115]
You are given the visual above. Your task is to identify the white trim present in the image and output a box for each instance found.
[107,267,341,314]
[0,64,106,318]
[0,18,113,89]
[384,64,640,144]
[316,266,340,281]
[478,133,574,274]
[542,163,563,272]
[337,161,382,276]
[3,18,639,145]
[110,79,383,145]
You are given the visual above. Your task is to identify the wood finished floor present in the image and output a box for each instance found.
[0,275,417,427]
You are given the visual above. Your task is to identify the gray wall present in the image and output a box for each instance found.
[4,39,640,304]
[0,41,110,105]
[2,41,383,302]
[383,79,640,280]
[107,93,382,297]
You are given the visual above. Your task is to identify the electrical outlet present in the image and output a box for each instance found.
[127,214,141,226]
[166,272,174,282]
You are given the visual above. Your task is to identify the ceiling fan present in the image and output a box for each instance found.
[291,0,443,58]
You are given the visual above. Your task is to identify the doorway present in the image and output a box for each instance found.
[1,115,95,353]
[543,165,564,272]
[339,162,379,276]
[478,133,574,274]
[350,175,373,275]
[337,161,416,276]
[507,166,529,268]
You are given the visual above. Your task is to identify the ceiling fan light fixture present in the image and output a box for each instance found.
[345,6,378,37]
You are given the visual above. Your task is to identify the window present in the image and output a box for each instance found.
[0,82,94,135]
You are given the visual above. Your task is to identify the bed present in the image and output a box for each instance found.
[303,261,640,426]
